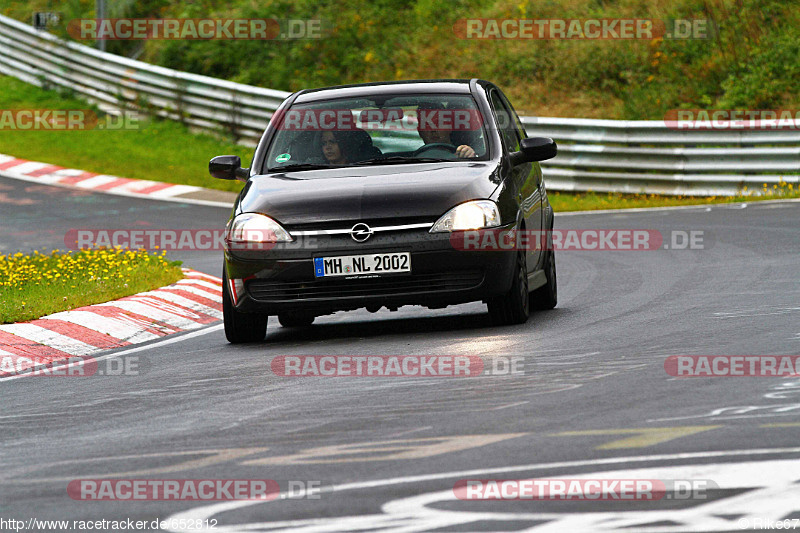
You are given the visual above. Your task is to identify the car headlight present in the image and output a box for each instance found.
[430,200,501,232]
[226,213,293,244]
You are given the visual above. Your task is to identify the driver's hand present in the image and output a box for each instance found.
[456,145,476,158]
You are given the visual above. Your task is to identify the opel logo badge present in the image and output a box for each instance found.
[350,223,373,242]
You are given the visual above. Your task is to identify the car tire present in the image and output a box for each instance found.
[531,249,557,310]
[222,270,268,343]
[488,250,530,325]
[278,312,316,328]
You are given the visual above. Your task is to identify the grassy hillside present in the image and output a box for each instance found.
[2,0,798,118]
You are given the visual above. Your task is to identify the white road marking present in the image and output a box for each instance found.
[162,447,800,532]
[648,403,800,423]
[50,168,87,177]
[368,459,800,533]
[109,179,164,192]
[148,184,202,197]
[73,175,121,189]
[714,307,799,319]
[489,401,529,410]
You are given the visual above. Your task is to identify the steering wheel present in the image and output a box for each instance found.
[413,143,457,157]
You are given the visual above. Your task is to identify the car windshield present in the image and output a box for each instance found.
[265,93,488,172]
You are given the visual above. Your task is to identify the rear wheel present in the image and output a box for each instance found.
[488,250,530,325]
[222,270,268,343]
[531,249,557,310]
[278,312,316,328]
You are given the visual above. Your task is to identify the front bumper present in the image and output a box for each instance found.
[225,224,516,315]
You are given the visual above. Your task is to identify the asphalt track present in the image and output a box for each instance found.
[1,174,799,531]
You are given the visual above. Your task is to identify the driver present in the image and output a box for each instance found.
[416,103,477,158]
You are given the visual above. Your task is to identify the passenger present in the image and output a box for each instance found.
[320,131,348,165]
[319,129,381,164]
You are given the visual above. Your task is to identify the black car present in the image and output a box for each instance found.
[210,79,557,343]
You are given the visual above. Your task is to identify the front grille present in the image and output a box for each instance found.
[288,217,433,233]
[247,270,484,302]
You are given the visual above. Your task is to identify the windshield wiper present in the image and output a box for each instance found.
[266,163,335,172]
[354,156,451,166]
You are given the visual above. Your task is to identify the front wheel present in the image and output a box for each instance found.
[487,250,530,325]
[531,249,557,310]
[222,270,268,343]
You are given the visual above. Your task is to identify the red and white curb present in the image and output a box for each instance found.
[0,269,222,377]
[0,153,235,207]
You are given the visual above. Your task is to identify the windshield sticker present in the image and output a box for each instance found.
[275,153,291,163]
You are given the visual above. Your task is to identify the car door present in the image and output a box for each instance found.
[488,89,544,272]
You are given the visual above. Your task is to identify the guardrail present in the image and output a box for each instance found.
[1,14,798,196]
[0,14,289,144]
[522,117,800,195]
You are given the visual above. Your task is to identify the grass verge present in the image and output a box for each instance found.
[0,248,184,324]
[549,187,799,212]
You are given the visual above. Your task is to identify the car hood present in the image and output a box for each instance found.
[238,162,502,227]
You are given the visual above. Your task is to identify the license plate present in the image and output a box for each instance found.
[314,252,411,278]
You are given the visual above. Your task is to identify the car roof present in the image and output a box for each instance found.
[293,79,480,103]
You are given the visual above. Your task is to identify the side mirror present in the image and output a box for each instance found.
[209,155,250,181]
[509,137,557,165]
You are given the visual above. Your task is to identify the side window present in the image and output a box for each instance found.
[490,90,521,152]
[498,91,528,143]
